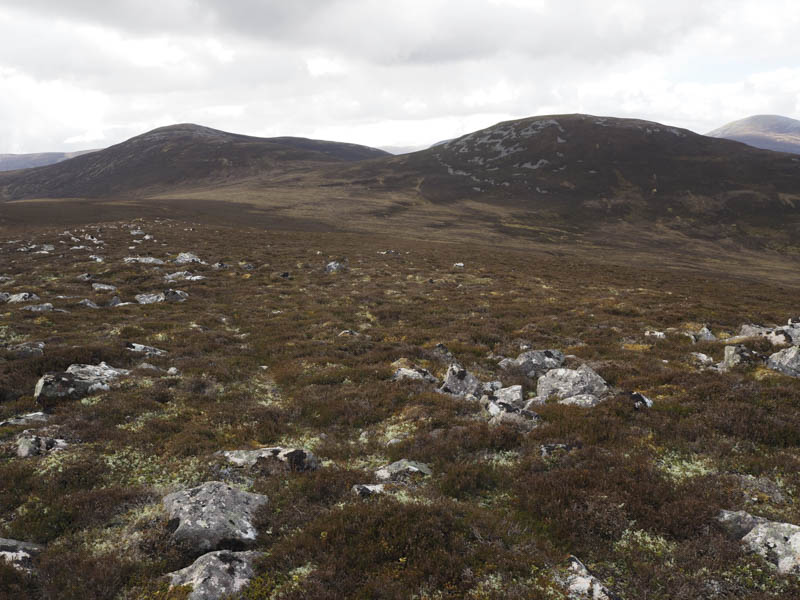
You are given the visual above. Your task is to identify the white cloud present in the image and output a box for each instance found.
[0,0,798,152]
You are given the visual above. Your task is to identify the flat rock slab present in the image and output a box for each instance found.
[0,537,44,572]
[34,362,130,404]
[163,482,268,553]
[220,447,320,472]
[124,256,165,265]
[166,550,262,600]
[375,459,432,482]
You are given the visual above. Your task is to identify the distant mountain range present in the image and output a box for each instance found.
[707,114,800,154]
[3,114,800,253]
[0,149,98,172]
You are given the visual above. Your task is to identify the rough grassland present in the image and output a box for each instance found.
[2,218,800,599]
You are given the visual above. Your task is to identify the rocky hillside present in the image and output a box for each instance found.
[708,115,800,155]
[0,124,388,199]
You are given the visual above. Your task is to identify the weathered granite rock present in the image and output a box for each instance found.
[0,538,44,572]
[535,365,609,406]
[34,362,130,404]
[767,346,800,378]
[718,510,800,574]
[126,342,168,357]
[8,293,40,303]
[21,303,54,312]
[375,459,432,482]
[325,260,347,273]
[499,349,565,378]
[719,345,760,371]
[124,256,165,265]
[165,550,263,600]
[91,283,117,292]
[17,433,67,458]
[563,556,618,599]
[174,252,206,266]
[439,363,483,398]
[0,412,48,427]
[220,447,320,472]
[352,484,386,497]
[163,482,268,553]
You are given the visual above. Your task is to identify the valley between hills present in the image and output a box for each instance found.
[2,114,800,599]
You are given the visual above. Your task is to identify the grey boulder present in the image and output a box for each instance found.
[163,482,268,553]
[499,349,565,378]
[17,434,67,458]
[7,292,40,303]
[534,365,609,406]
[220,447,320,472]
[719,344,760,371]
[174,252,206,266]
[375,459,432,482]
[0,538,44,572]
[767,346,800,377]
[718,510,800,574]
[439,363,483,398]
[352,484,386,497]
[34,362,130,404]
[165,550,263,600]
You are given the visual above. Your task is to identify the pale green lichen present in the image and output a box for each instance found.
[656,451,716,481]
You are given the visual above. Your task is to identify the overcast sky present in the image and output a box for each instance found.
[1,0,799,153]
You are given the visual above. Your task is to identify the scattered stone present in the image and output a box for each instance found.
[165,271,205,282]
[79,299,100,309]
[767,346,800,377]
[533,365,609,406]
[162,481,268,553]
[325,260,347,273]
[108,296,123,307]
[492,385,524,407]
[631,392,653,410]
[126,342,168,357]
[16,434,67,458]
[563,556,618,600]
[375,459,432,482]
[352,484,386,497]
[34,362,130,405]
[690,352,714,366]
[644,330,666,339]
[338,329,360,337]
[21,303,53,313]
[88,255,104,263]
[174,252,206,265]
[391,359,439,385]
[718,510,800,574]
[719,344,760,371]
[167,367,180,376]
[0,292,8,302]
[124,256,165,265]
[220,447,320,472]
[0,412,48,428]
[0,538,44,572]
[8,341,45,357]
[432,343,455,362]
[91,283,117,292]
[453,262,465,268]
[211,262,231,270]
[164,289,189,302]
[7,292,40,303]
[439,363,483,398]
[165,550,263,600]
[76,273,94,282]
[499,349,565,378]
[540,442,581,458]
[685,325,716,343]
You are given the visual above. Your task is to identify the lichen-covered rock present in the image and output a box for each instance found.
[174,252,206,266]
[163,482,268,553]
[124,256,165,265]
[563,556,618,599]
[718,510,800,574]
[17,434,67,458]
[439,363,483,398]
[499,349,565,378]
[220,447,320,472]
[34,362,130,405]
[7,292,40,303]
[0,538,43,572]
[535,365,609,406]
[375,459,432,482]
[719,344,760,371]
[352,484,386,497]
[165,550,262,600]
[767,346,800,377]
[126,342,168,357]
